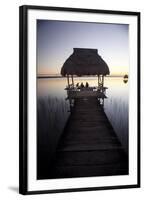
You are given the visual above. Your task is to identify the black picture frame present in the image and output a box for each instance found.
[19,5,141,195]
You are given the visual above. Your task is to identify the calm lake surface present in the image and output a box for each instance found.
[37,77,128,154]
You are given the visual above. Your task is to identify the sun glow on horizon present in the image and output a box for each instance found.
[37,65,128,77]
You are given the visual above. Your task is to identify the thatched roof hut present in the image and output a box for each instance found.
[61,48,110,76]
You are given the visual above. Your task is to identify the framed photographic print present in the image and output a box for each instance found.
[19,5,140,195]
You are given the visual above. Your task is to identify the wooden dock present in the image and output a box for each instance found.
[49,97,128,178]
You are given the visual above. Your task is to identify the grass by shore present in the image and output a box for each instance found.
[37,96,70,178]
[104,97,128,154]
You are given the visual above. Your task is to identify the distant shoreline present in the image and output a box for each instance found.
[37,75,125,79]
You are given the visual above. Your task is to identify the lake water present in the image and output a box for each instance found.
[37,77,128,156]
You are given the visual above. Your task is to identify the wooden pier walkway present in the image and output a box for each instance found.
[49,97,128,178]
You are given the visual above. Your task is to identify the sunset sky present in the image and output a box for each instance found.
[37,20,129,76]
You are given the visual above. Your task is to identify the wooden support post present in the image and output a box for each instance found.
[98,75,99,87]
[102,75,104,87]
[67,75,70,88]
[71,75,74,87]
[102,98,104,107]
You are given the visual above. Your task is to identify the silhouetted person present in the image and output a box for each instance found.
[80,82,84,88]
[76,83,79,87]
[85,82,89,87]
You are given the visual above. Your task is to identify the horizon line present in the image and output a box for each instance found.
[37,74,128,78]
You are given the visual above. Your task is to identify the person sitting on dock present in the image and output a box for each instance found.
[85,82,89,88]
[80,82,84,88]
[76,83,79,87]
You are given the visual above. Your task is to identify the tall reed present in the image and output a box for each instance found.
[37,96,69,178]
[104,97,128,153]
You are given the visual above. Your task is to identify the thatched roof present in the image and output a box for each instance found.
[61,48,110,76]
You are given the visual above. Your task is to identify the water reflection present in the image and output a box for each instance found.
[37,77,129,178]
[123,79,128,84]
[38,77,128,100]
[37,77,128,141]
